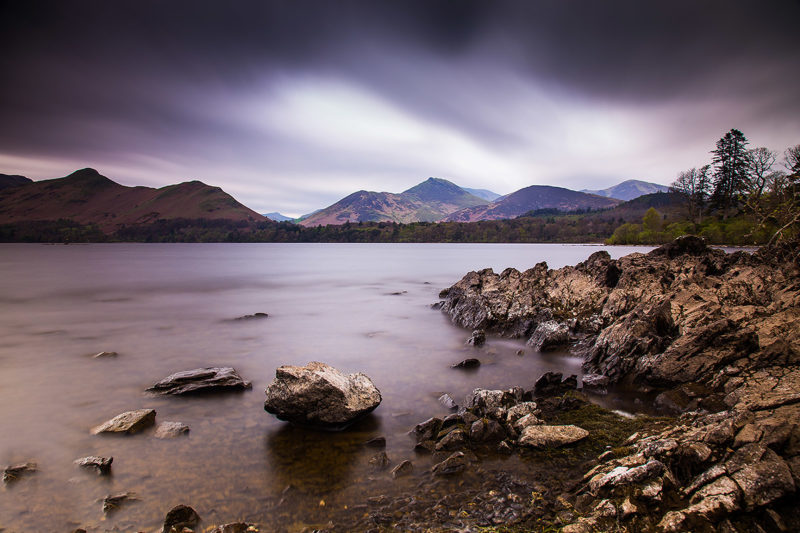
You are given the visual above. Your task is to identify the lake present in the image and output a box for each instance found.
[0,242,652,531]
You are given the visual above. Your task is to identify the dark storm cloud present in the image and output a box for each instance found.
[1,1,799,213]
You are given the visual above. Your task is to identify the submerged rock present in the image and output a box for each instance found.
[147,367,252,395]
[432,451,468,476]
[391,460,413,479]
[102,492,137,513]
[75,456,113,475]
[92,351,118,358]
[207,523,259,533]
[2,462,37,483]
[234,312,269,320]
[263,361,381,430]
[163,504,200,532]
[154,421,190,439]
[517,425,589,448]
[91,409,156,435]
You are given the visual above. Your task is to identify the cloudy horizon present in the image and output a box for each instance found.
[2,1,799,217]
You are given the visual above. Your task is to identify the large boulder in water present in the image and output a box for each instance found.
[146,367,251,395]
[263,361,381,430]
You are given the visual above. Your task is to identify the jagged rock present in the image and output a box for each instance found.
[163,504,200,532]
[435,428,467,451]
[432,452,468,476]
[438,393,458,410]
[729,450,795,509]
[513,414,544,432]
[590,460,666,493]
[3,462,36,483]
[102,492,136,513]
[154,422,190,439]
[466,329,486,346]
[452,358,480,369]
[581,374,609,393]
[147,367,252,395]
[533,372,577,397]
[263,361,381,430]
[91,409,156,435]
[75,456,113,475]
[518,425,589,448]
[469,419,505,443]
[465,388,513,414]
[527,320,570,351]
[413,417,442,442]
[506,402,541,426]
[391,460,413,479]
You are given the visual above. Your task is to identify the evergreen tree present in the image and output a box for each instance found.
[710,129,750,219]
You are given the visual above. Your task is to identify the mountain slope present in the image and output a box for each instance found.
[581,179,669,201]
[264,212,294,222]
[0,173,33,190]
[299,177,488,226]
[460,187,501,202]
[444,185,620,222]
[0,168,265,232]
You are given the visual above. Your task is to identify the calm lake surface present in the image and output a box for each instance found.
[0,243,653,532]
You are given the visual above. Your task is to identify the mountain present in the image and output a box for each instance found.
[0,173,33,190]
[581,179,670,201]
[298,177,488,226]
[0,168,264,232]
[444,185,621,222]
[264,212,294,222]
[460,187,501,202]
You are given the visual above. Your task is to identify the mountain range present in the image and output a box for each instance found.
[0,168,264,232]
[581,179,670,201]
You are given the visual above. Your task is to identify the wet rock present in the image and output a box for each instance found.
[263,361,381,430]
[92,351,118,358]
[438,393,458,410]
[469,419,505,443]
[413,417,442,442]
[74,456,112,475]
[154,421,190,439]
[452,358,480,369]
[466,329,486,346]
[590,460,666,493]
[654,383,711,415]
[102,492,137,513]
[163,504,200,532]
[518,425,589,448]
[533,372,578,397]
[391,460,413,479]
[147,367,252,395]
[581,374,609,393]
[432,451,468,476]
[91,409,156,435]
[234,312,268,320]
[527,320,570,351]
[365,436,386,448]
[3,462,36,483]
[369,451,390,470]
[435,428,467,451]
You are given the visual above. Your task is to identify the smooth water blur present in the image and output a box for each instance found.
[0,242,651,531]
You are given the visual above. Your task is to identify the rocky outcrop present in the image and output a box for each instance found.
[439,236,800,394]
[263,361,381,430]
[91,409,156,435]
[147,367,252,395]
[527,320,570,351]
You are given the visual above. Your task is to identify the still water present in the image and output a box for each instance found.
[0,243,651,532]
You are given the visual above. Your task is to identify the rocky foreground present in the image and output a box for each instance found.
[431,236,800,532]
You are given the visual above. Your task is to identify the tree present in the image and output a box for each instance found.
[671,165,711,224]
[710,129,751,219]
[746,147,777,199]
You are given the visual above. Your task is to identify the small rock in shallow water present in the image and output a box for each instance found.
[91,409,156,435]
[154,421,190,439]
[452,358,480,369]
[466,329,486,346]
[391,460,413,479]
[233,312,268,321]
[369,451,390,470]
[432,451,468,476]
[264,361,381,430]
[3,462,36,483]
[92,351,118,358]
[102,492,137,513]
[438,393,458,410]
[75,456,112,475]
[207,523,259,533]
[147,367,252,395]
[163,504,200,532]
[365,436,386,448]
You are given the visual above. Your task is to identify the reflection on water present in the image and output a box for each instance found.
[0,242,651,531]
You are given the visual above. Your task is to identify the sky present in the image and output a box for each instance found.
[1,1,799,217]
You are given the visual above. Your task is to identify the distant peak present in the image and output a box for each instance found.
[64,168,115,187]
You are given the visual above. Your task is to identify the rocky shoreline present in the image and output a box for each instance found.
[426,236,800,532]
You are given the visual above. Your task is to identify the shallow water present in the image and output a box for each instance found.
[0,242,652,531]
